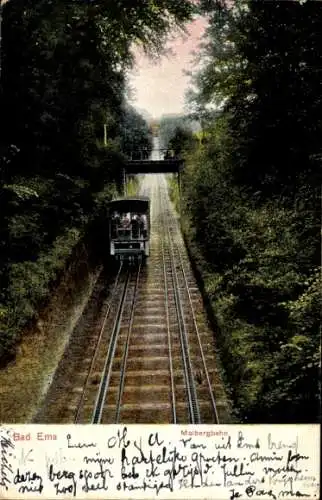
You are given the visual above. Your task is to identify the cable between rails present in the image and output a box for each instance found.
[91,267,131,424]
[164,177,220,424]
[74,261,124,423]
[114,259,142,423]
[170,220,220,424]
[160,182,201,424]
[160,199,177,424]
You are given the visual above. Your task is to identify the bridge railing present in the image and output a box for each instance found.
[124,149,180,161]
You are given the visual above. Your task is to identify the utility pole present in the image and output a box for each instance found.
[0,0,7,82]
[0,0,3,82]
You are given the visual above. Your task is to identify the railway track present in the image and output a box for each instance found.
[159,176,220,423]
[34,174,230,424]
[74,262,142,423]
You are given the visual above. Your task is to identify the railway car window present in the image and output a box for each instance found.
[131,214,139,238]
[141,214,148,238]
[121,212,131,227]
[138,213,147,238]
[111,212,120,238]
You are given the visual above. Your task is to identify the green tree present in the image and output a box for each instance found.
[158,114,198,149]
[182,0,321,422]
[168,126,197,156]
[0,0,194,359]
[120,106,153,159]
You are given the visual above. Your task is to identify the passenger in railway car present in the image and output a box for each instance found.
[111,211,120,238]
[139,213,148,238]
[131,213,139,238]
[165,149,175,159]
[121,212,131,228]
[112,211,119,220]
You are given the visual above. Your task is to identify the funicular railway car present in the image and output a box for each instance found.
[108,197,150,260]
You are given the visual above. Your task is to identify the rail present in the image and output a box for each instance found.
[34,174,225,424]
[167,206,220,424]
[73,174,219,425]
[91,269,130,423]
[161,231,177,423]
[74,262,124,423]
[114,260,142,423]
[160,184,201,424]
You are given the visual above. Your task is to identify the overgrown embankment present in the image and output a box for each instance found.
[169,172,320,423]
[0,173,142,421]
[164,1,321,423]
[0,219,108,422]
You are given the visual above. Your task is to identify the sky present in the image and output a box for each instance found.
[128,18,206,120]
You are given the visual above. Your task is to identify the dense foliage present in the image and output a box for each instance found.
[159,114,200,150]
[120,105,153,159]
[172,0,320,422]
[0,0,193,361]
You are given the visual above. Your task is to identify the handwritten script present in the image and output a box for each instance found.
[0,425,319,499]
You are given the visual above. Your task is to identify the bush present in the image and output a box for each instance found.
[174,139,320,423]
[0,228,81,360]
